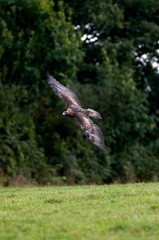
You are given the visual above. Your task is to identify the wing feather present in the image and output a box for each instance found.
[75,112,106,152]
[47,74,81,107]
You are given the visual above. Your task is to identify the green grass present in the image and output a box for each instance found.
[0,183,159,240]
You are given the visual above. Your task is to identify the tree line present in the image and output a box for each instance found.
[0,0,159,185]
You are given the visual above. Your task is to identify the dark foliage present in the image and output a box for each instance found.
[0,0,159,185]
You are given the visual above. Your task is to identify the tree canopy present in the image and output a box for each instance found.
[0,0,159,185]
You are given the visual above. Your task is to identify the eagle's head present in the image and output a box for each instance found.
[62,108,74,117]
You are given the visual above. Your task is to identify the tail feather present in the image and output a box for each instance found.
[85,108,102,119]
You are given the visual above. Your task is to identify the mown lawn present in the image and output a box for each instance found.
[0,183,159,240]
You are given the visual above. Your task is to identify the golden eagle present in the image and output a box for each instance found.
[47,73,106,152]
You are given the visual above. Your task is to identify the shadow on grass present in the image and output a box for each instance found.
[44,198,63,204]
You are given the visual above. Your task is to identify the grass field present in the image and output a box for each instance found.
[0,183,159,240]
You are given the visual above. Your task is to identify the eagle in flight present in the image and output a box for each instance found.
[47,73,106,152]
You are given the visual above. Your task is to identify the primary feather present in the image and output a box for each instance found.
[47,73,81,107]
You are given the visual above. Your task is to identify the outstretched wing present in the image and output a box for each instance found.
[75,112,106,152]
[47,73,81,107]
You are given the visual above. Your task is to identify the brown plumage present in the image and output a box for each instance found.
[47,73,106,152]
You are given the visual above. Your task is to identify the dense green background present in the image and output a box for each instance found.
[0,0,159,185]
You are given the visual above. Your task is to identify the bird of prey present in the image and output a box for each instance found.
[47,73,106,152]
